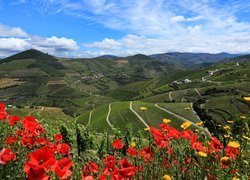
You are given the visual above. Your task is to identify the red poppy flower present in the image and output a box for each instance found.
[210,137,223,152]
[82,175,94,180]
[27,146,56,169]
[0,103,5,111]
[225,146,239,159]
[191,141,203,151]
[139,146,154,162]
[57,143,71,155]
[54,134,63,141]
[16,129,23,136]
[0,103,8,120]
[150,127,164,139]
[0,111,8,120]
[160,124,180,139]
[24,163,50,180]
[22,135,36,148]
[98,174,107,180]
[155,137,169,148]
[0,148,16,165]
[53,158,72,179]
[87,161,99,173]
[118,158,136,178]
[112,139,125,149]
[22,116,45,136]
[8,115,20,126]
[127,147,137,157]
[180,130,194,139]
[5,136,17,145]
[166,148,174,155]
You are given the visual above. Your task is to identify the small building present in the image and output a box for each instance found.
[183,79,192,83]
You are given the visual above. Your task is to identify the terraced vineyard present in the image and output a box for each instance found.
[157,102,200,122]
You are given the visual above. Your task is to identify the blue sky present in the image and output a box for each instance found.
[0,0,249,57]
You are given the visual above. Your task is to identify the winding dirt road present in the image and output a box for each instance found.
[129,101,149,128]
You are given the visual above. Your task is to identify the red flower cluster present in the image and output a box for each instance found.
[82,155,140,179]
[0,103,8,120]
[0,103,72,179]
[0,148,16,165]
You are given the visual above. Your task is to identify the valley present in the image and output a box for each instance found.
[0,49,249,136]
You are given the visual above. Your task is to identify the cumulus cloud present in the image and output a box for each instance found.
[32,36,78,52]
[0,25,79,57]
[0,24,28,37]
[85,38,122,50]
[0,38,30,52]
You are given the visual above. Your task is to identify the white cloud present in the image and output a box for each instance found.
[33,36,78,51]
[0,38,30,51]
[0,24,28,37]
[85,38,122,50]
[170,16,186,23]
[0,25,79,57]
[34,0,250,55]
[84,33,250,56]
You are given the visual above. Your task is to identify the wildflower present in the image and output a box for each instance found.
[181,121,192,130]
[144,127,150,131]
[0,148,16,165]
[198,151,207,157]
[127,147,137,157]
[220,156,231,168]
[0,110,8,120]
[232,177,240,180]
[223,125,231,131]
[191,141,203,151]
[21,135,36,148]
[243,97,250,101]
[103,155,116,168]
[240,115,247,119]
[140,107,147,111]
[162,174,172,180]
[22,116,46,136]
[5,136,17,145]
[0,103,6,111]
[139,146,154,162]
[163,118,171,124]
[130,142,136,148]
[54,158,73,179]
[82,175,94,180]
[210,137,223,152]
[25,146,56,169]
[242,135,250,141]
[196,121,203,126]
[54,134,63,141]
[227,120,234,124]
[24,165,49,180]
[118,158,136,178]
[8,115,20,126]
[112,139,125,149]
[228,141,240,148]
[86,161,99,173]
[57,143,71,155]
[225,146,240,159]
